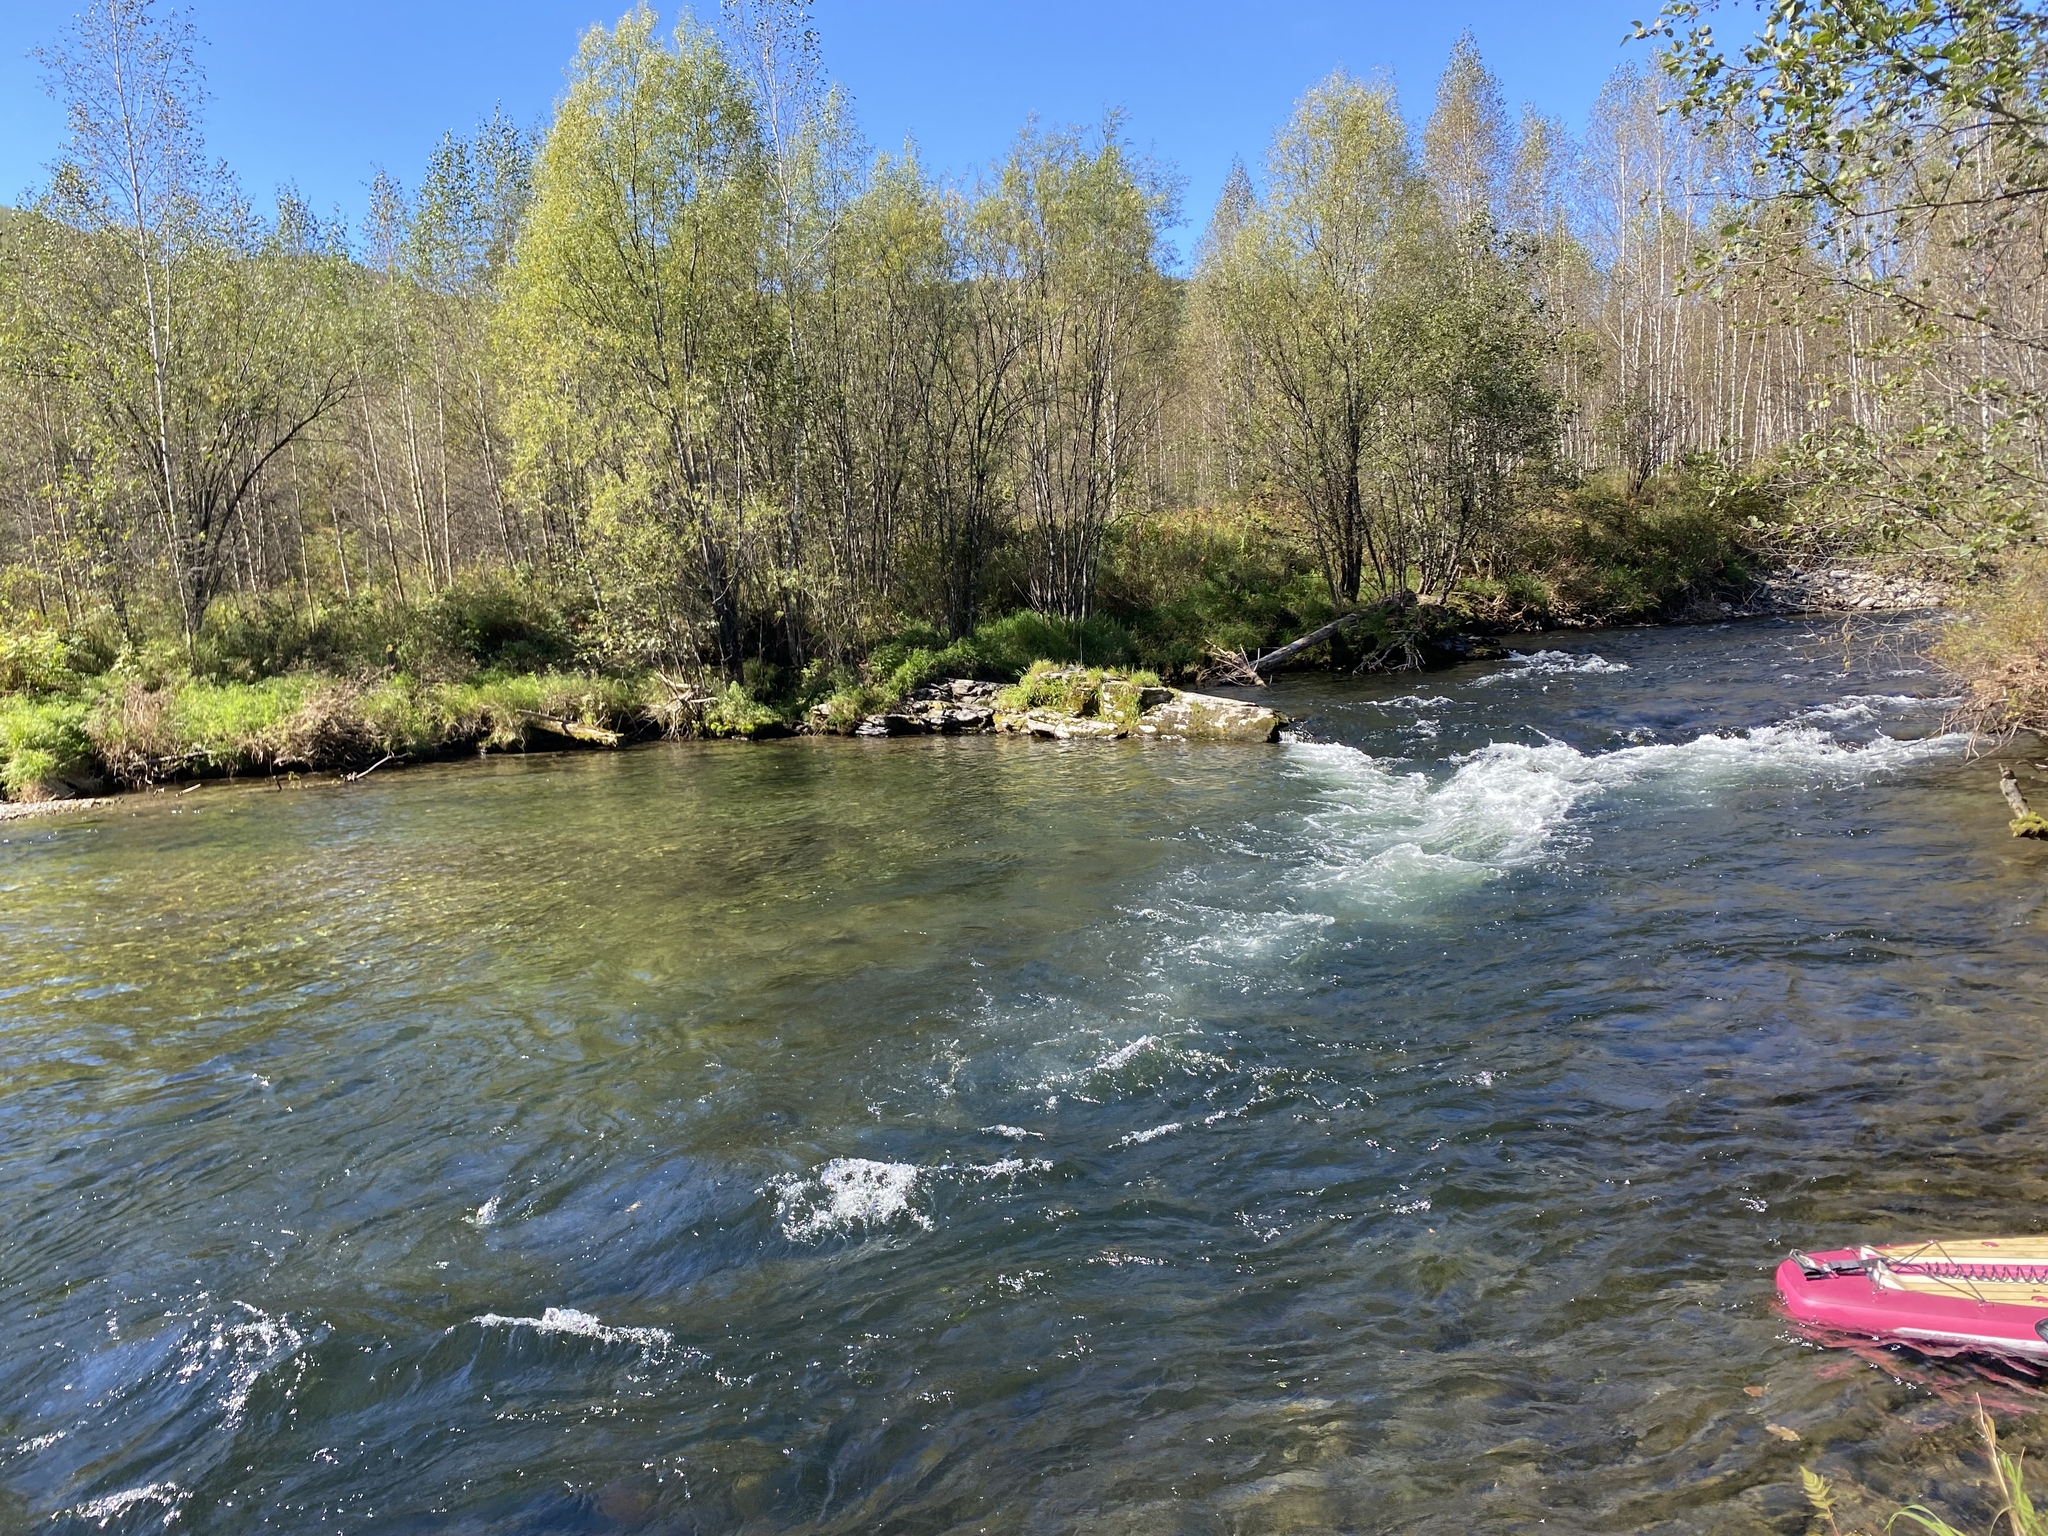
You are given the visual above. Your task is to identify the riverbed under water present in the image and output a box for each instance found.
[4,616,2046,1534]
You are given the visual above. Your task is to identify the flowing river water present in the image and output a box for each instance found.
[4,616,2045,1534]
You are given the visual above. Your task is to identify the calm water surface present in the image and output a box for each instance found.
[4,617,2045,1534]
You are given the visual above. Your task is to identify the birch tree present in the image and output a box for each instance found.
[501,5,774,672]
[33,0,354,643]
[1201,74,1421,603]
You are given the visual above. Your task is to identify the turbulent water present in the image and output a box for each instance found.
[4,616,2046,1534]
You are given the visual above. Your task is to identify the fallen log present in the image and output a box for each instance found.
[1998,765,2048,838]
[1234,589,1419,682]
[520,712,623,748]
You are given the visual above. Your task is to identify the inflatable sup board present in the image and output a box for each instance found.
[1777,1240,2048,1357]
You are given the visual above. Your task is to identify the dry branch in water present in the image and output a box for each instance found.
[1998,766,2048,839]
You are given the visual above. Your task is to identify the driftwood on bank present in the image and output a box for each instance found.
[1998,766,2048,838]
[519,712,624,749]
[1206,589,1420,685]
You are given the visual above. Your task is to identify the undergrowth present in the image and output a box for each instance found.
[1937,548,2048,737]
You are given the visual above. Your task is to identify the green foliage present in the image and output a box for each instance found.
[0,694,94,799]
[1507,461,1768,622]
[1099,510,1332,675]
[990,118,1178,620]
[1799,1465,1842,1533]
[700,682,784,738]
[0,627,75,694]
[1196,66,1558,605]
[967,611,1137,677]
[1648,0,2048,560]
[499,3,770,671]
[1784,1407,2048,1536]
[87,675,310,782]
[196,579,577,682]
[1648,0,2048,225]
[863,637,986,696]
[0,659,670,795]
[995,661,1162,722]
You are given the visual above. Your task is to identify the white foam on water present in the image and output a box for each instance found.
[979,1124,1043,1140]
[465,1197,500,1227]
[172,1303,304,1430]
[1473,650,1631,685]
[1178,906,1334,963]
[65,1482,185,1528]
[1286,724,1963,906]
[1093,1035,1162,1073]
[1093,1250,1168,1267]
[1074,1034,1228,1084]
[773,1158,932,1241]
[962,1157,1052,1179]
[1792,692,1962,727]
[472,1306,671,1349]
[1117,1122,1183,1147]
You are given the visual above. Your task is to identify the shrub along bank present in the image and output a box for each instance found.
[1938,548,2048,737]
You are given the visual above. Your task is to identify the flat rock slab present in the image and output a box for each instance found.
[996,683,1284,743]
[1002,711,1130,740]
[1135,691,1285,743]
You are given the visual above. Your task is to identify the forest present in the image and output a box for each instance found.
[1,0,2044,796]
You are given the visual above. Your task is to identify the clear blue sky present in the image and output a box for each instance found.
[2,0,1664,262]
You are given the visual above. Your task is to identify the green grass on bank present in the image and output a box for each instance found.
[0,667,676,800]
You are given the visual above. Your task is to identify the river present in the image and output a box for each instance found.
[3,615,2043,1534]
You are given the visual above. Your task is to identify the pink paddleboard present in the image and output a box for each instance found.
[1777,1240,2048,1358]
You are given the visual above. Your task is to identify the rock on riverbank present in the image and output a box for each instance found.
[824,674,1286,744]
[1739,566,1951,615]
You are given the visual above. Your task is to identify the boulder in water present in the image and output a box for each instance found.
[834,670,1284,743]
[1136,691,1285,743]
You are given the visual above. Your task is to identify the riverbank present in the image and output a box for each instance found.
[0,558,1959,814]
[0,670,1287,821]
